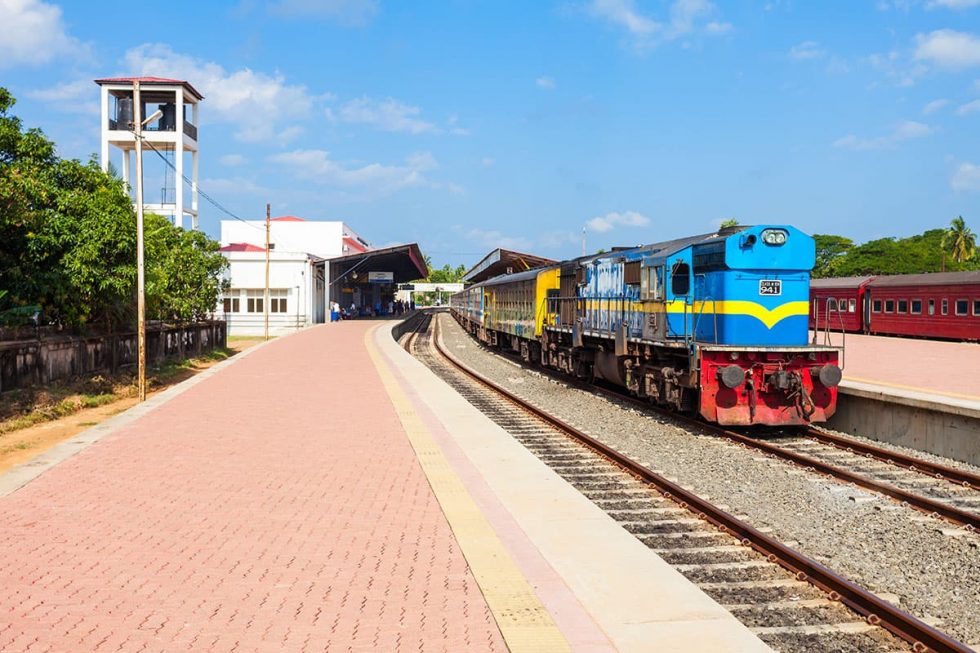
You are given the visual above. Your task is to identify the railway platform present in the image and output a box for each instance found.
[0,316,770,653]
[812,332,980,466]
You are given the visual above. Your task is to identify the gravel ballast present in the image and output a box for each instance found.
[434,313,980,646]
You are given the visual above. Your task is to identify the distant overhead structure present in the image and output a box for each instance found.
[95,76,203,229]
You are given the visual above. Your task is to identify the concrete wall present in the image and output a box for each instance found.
[0,322,227,393]
[221,221,345,259]
[829,381,980,467]
[217,252,323,336]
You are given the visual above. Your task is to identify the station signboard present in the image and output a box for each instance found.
[368,271,394,284]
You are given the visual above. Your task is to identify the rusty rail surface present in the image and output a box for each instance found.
[805,428,980,490]
[428,315,972,653]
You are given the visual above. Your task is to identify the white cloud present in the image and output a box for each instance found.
[914,29,980,69]
[928,0,980,7]
[123,43,313,143]
[481,157,495,167]
[834,121,933,150]
[922,98,949,114]
[536,76,557,89]
[951,161,980,191]
[586,210,650,233]
[269,148,439,197]
[588,0,729,50]
[329,96,436,134]
[461,227,533,252]
[0,0,86,67]
[788,41,824,60]
[200,176,269,196]
[268,0,378,25]
[956,98,980,115]
[219,154,247,166]
[26,79,98,114]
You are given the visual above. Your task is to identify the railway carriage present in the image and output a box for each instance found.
[451,225,842,427]
[809,271,980,341]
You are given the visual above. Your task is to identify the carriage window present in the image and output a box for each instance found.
[910,300,921,314]
[974,299,980,316]
[828,298,837,312]
[897,300,908,314]
[955,299,968,316]
[872,299,882,313]
[942,299,948,315]
[928,299,935,316]
[848,299,856,313]
[670,262,690,296]
[884,300,894,313]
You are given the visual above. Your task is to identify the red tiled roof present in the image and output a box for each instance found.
[93,77,204,100]
[271,216,305,222]
[220,242,266,252]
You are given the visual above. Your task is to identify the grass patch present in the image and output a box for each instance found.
[0,347,236,436]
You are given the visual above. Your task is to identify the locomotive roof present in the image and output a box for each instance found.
[479,265,557,287]
[590,229,740,263]
[869,270,980,287]
[810,275,876,289]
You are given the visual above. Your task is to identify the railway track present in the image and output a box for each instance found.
[584,374,980,532]
[407,312,972,653]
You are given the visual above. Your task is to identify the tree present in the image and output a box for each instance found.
[719,218,739,229]
[942,216,976,269]
[0,87,227,330]
[812,234,854,278]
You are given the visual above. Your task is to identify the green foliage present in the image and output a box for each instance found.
[426,263,467,283]
[719,218,739,228]
[815,225,979,277]
[942,216,976,265]
[0,87,227,330]
[812,234,855,278]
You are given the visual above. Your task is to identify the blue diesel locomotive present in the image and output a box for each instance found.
[450,225,842,426]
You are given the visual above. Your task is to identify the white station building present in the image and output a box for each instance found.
[218,216,427,336]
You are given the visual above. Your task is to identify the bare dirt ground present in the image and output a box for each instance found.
[0,338,262,475]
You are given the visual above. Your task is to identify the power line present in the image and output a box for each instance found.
[138,135,264,232]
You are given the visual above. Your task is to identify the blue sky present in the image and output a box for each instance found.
[2,0,980,267]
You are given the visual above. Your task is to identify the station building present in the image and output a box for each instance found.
[218,216,426,335]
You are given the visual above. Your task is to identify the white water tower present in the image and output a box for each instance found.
[95,76,203,229]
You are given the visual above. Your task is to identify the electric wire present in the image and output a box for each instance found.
[135,131,264,232]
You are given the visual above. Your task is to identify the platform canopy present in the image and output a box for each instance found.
[326,242,428,285]
[462,248,557,284]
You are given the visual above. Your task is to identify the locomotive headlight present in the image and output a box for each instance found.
[761,229,788,246]
[718,365,745,389]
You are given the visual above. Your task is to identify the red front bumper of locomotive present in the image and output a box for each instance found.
[699,348,840,426]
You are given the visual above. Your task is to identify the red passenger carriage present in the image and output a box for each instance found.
[809,271,980,341]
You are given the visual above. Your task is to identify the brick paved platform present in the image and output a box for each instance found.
[818,331,980,400]
[0,322,505,653]
[0,317,772,653]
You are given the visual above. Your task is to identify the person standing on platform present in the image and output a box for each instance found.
[349,302,357,319]
[330,301,340,322]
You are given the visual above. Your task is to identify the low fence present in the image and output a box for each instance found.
[0,321,227,394]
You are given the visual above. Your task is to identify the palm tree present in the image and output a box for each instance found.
[941,216,976,270]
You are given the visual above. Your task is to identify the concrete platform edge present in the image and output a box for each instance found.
[0,334,283,497]
[378,318,773,653]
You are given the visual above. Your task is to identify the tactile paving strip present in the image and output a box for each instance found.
[365,326,570,653]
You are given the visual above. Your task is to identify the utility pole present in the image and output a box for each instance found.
[133,80,147,402]
[265,203,271,340]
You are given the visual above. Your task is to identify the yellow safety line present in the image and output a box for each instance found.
[843,375,980,401]
[364,326,570,653]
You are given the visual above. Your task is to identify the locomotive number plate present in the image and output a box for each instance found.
[759,280,782,296]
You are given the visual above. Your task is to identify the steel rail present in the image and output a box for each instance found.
[804,427,980,490]
[480,334,980,531]
[427,314,973,653]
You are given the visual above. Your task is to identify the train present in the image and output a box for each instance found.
[810,271,980,341]
[450,225,842,427]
